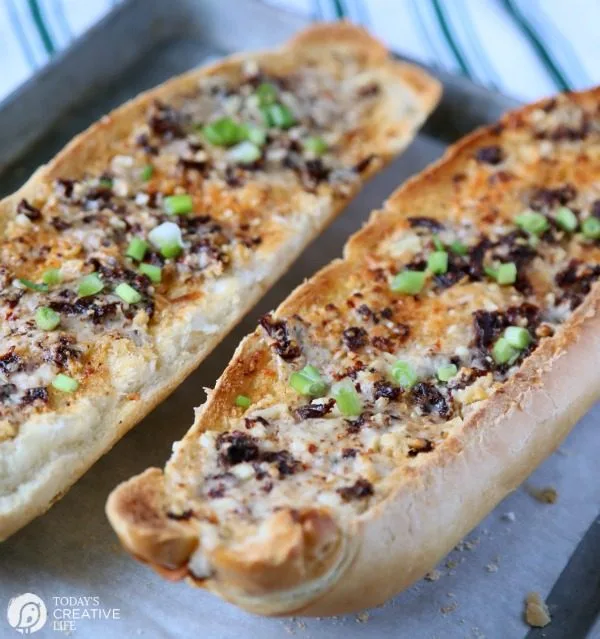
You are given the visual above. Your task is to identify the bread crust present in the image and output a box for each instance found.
[0,23,440,540]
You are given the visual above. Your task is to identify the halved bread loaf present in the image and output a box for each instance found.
[108,86,600,615]
[0,23,440,540]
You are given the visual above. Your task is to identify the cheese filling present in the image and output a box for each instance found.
[165,93,600,554]
[0,59,391,434]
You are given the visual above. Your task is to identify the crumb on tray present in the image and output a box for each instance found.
[528,486,558,504]
[445,557,464,571]
[425,569,441,581]
[524,592,551,628]
[440,602,458,615]
[455,536,480,552]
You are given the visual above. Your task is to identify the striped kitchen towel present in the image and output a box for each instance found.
[0,0,598,103]
[0,0,122,99]
[273,0,599,101]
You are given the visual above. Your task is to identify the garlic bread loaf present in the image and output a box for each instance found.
[108,87,600,615]
[0,23,440,540]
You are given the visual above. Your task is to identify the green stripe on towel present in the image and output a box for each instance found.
[501,0,571,92]
[450,0,501,90]
[27,0,55,55]
[430,0,473,79]
[333,0,346,19]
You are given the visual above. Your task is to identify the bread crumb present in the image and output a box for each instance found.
[455,536,480,552]
[440,602,458,615]
[524,592,551,628]
[502,511,516,522]
[425,569,441,581]
[446,559,458,569]
[464,538,480,551]
[486,555,500,572]
[529,486,558,504]
[356,612,370,623]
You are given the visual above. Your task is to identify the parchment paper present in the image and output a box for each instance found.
[1,137,599,639]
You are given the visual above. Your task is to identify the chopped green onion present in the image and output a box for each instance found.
[504,326,531,349]
[391,360,418,389]
[270,104,296,128]
[289,364,327,397]
[52,373,79,393]
[243,124,267,147]
[260,107,272,127]
[437,363,458,382]
[427,251,449,275]
[492,337,519,365]
[582,216,600,240]
[42,268,61,286]
[262,103,296,129]
[255,82,278,106]
[432,235,445,251]
[485,262,517,285]
[164,194,193,216]
[235,394,251,409]
[139,263,162,284]
[18,278,48,293]
[115,283,142,304]
[98,177,113,189]
[302,136,328,156]
[35,306,60,331]
[202,117,245,146]
[161,243,181,259]
[332,379,362,417]
[140,164,154,181]
[159,243,181,259]
[484,265,498,279]
[515,210,549,236]
[555,206,578,232]
[496,262,517,285]
[228,141,262,165]
[148,222,184,259]
[77,273,104,297]
[390,270,426,295]
[450,240,468,256]
[126,237,148,262]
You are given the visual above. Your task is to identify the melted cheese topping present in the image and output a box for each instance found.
[0,59,390,435]
[167,93,600,552]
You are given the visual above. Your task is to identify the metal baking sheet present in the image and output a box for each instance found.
[0,1,598,638]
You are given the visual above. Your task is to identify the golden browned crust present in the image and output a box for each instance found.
[106,468,199,572]
[107,85,600,615]
[0,23,439,540]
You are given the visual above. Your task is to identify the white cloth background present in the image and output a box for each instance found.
[0,0,598,103]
